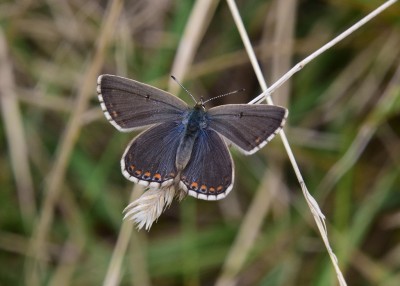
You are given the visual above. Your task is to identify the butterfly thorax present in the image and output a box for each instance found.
[175,105,208,171]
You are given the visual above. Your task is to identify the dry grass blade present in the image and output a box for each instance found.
[215,169,280,286]
[317,61,400,197]
[169,0,220,94]
[222,0,398,285]
[25,1,124,285]
[47,189,86,286]
[0,28,36,226]
[1,1,398,285]
[103,185,150,286]
[250,0,399,105]
[218,0,397,285]
[217,0,296,284]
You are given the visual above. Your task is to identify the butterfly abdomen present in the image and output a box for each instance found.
[175,107,207,171]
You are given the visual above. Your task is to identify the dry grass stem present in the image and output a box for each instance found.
[317,62,400,197]
[216,168,278,286]
[169,0,220,94]
[318,34,387,124]
[1,1,397,285]
[225,0,398,285]
[0,28,36,226]
[250,0,399,105]
[103,185,147,286]
[26,1,124,284]
[217,0,296,284]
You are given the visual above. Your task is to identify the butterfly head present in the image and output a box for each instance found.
[194,97,207,111]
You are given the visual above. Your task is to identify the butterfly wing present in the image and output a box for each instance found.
[179,129,234,201]
[97,74,189,132]
[122,120,185,188]
[207,104,288,154]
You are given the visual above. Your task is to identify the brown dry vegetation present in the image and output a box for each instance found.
[0,0,399,285]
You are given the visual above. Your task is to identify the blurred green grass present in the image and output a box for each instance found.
[0,0,399,285]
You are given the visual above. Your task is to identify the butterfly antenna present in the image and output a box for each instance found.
[203,88,246,104]
[171,75,197,104]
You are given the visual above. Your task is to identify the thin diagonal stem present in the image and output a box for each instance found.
[250,0,398,105]
[218,0,383,285]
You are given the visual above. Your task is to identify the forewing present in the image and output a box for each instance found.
[121,121,185,188]
[207,104,288,154]
[180,129,234,201]
[97,74,189,132]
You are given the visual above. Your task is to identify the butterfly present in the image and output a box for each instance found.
[97,74,288,200]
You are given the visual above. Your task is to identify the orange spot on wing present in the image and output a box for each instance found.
[143,171,151,178]
[190,182,199,190]
[153,173,161,181]
[134,170,142,176]
[216,186,223,192]
[129,165,135,171]
[209,187,216,193]
[200,185,207,192]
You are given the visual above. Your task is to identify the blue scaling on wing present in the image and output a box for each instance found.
[179,128,234,201]
[121,120,185,189]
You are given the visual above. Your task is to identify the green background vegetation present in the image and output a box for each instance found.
[0,0,399,285]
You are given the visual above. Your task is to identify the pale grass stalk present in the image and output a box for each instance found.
[25,1,124,285]
[266,0,295,222]
[17,88,74,113]
[48,188,86,286]
[46,0,83,43]
[223,0,398,285]
[169,0,220,95]
[250,0,399,105]
[348,34,400,116]
[224,0,400,285]
[287,127,341,150]
[48,241,78,286]
[352,249,392,285]
[216,0,296,284]
[317,63,400,198]
[319,34,386,124]
[215,167,278,286]
[128,229,151,286]
[337,169,397,284]
[0,231,44,259]
[0,28,36,226]
[103,185,150,286]
[267,0,296,106]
